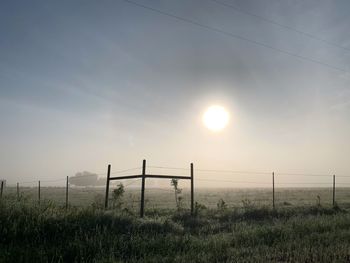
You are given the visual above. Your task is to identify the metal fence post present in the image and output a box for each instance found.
[0,181,4,198]
[140,160,146,218]
[38,180,41,205]
[191,163,194,215]
[332,174,336,207]
[104,165,111,209]
[272,172,275,209]
[66,176,69,210]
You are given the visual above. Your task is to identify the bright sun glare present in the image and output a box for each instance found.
[203,105,229,132]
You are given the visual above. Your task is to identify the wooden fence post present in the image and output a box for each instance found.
[0,181,3,198]
[104,165,111,209]
[17,182,19,200]
[66,176,69,210]
[38,180,41,205]
[140,160,146,218]
[272,172,275,209]
[191,163,194,215]
[332,174,336,207]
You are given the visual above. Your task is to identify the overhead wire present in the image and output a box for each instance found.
[209,0,350,53]
[122,0,349,74]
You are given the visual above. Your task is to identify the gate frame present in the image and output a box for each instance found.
[105,160,194,217]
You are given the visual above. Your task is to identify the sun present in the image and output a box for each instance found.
[202,105,229,132]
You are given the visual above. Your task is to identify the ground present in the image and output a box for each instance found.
[1,187,350,262]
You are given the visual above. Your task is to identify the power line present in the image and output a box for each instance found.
[122,0,349,74]
[209,0,350,53]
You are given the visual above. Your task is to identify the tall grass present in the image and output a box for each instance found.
[1,197,350,262]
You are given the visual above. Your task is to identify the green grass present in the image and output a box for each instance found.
[1,193,350,262]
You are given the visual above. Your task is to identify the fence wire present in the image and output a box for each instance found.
[2,165,350,210]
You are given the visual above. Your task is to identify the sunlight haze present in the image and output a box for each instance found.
[1,0,350,187]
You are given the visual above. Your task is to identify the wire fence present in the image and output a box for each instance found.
[1,164,350,211]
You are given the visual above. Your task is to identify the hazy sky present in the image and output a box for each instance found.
[1,0,350,186]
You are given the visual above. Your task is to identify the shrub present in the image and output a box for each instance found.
[170,179,182,210]
[112,183,124,209]
[194,202,207,216]
[217,199,227,211]
[91,194,105,210]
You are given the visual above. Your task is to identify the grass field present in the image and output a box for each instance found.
[1,187,350,262]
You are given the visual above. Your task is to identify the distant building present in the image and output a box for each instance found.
[70,172,98,187]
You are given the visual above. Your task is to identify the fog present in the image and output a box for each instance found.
[1,0,350,187]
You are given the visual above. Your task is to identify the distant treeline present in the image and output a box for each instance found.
[69,172,105,187]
